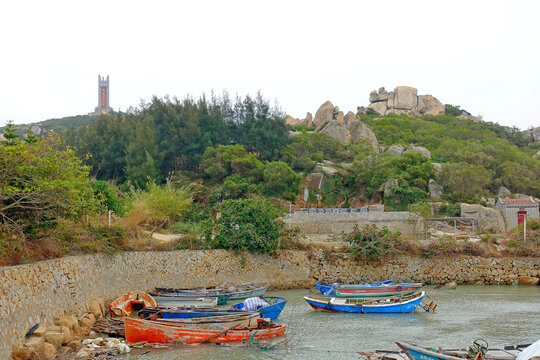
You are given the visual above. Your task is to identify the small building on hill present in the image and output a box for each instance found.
[495,196,539,230]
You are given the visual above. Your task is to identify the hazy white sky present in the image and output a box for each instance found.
[1,0,539,129]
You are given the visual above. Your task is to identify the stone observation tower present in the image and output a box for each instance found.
[93,74,112,115]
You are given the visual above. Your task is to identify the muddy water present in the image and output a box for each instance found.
[131,285,540,360]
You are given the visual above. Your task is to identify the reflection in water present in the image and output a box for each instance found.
[131,285,540,360]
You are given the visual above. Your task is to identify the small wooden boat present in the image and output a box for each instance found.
[155,282,270,301]
[316,280,393,296]
[232,297,287,320]
[396,341,528,360]
[156,312,260,328]
[124,317,286,344]
[152,295,217,309]
[334,282,423,298]
[109,291,157,317]
[149,291,230,305]
[138,308,258,320]
[304,291,425,313]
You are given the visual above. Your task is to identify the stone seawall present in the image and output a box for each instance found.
[1,250,539,359]
[285,211,423,237]
[0,250,310,359]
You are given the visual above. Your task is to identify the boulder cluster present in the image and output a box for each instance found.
[285,101,379,149]
[11,299,129,359]
[367,86,445,116]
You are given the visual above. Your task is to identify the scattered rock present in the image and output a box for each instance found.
[79,317,95,328]
[24,335,44,349]
[76,348,91,358]
[58,346,73,356]
[67,340,83,351]
[428,179,444,200]
[446,281,457,289]
[35,342,57,359]
[117,343,130,354]
[54,314,78,330]
[497,186,511,196]
[89,299,105,318]
[32,323,47,337]
[11,346,34,360]
[44,331,64,348]
[432,162,442,172]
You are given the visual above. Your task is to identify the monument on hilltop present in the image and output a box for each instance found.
[92,75,113,115]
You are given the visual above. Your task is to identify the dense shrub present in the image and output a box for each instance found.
[343,224,401,259]
[208,199,283,254]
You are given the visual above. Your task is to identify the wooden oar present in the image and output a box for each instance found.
[191,322,242,346]
[434,284,446,289]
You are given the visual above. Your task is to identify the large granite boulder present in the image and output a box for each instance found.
[461,203,506,233]
[368,101,388,115]
[404,144,431,159]
[415,95,445,116]
[384,178,399,198]
[428,179,444,200]
[348,117,379,149]
[532,126,540,142]
[285,113,313,127]
[394,86,418,110]
[313,101,335,128]
[386,144,404,156]
[319,121,349,143]
[497,186,511,196]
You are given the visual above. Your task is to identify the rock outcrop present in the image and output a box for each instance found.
[368,86,445,116]
[428,179,443,200]
[461,203,506,233]
[531,126,540,142]
[313,101,379,149]
[497,186,511,196]
[284,113,313,127]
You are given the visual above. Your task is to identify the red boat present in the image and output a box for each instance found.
[124,317,287,344]
[109,291,157,317]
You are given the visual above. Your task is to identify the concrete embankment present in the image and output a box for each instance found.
[1,250,539,359]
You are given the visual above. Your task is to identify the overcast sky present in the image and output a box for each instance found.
[1,0,539,129]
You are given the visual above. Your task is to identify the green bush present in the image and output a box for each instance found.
[343,224,401,259]
[208,199,283,254]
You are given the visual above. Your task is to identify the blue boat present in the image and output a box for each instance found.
[315,280,394,296]
[138,308,257,320]
[232,296,287,320]
[304,291,425,313]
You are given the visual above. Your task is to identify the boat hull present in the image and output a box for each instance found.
[156,313,260,328]
[232,297,287,320]
[397,342,466,360]
[150,292,230,305]
[315,280,394,296]
[109,291,157,317]
[152,296,217,309]
[304,292,424,313]
[124,317,286,344]
[138,308,258,320]
[335,283,423,298]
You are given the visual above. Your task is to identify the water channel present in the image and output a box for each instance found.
[133,285,540,360]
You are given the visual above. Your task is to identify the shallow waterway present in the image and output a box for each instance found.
[131,285,540,360]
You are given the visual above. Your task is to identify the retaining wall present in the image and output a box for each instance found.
[1,250,539,359]
[285,211,423,236]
